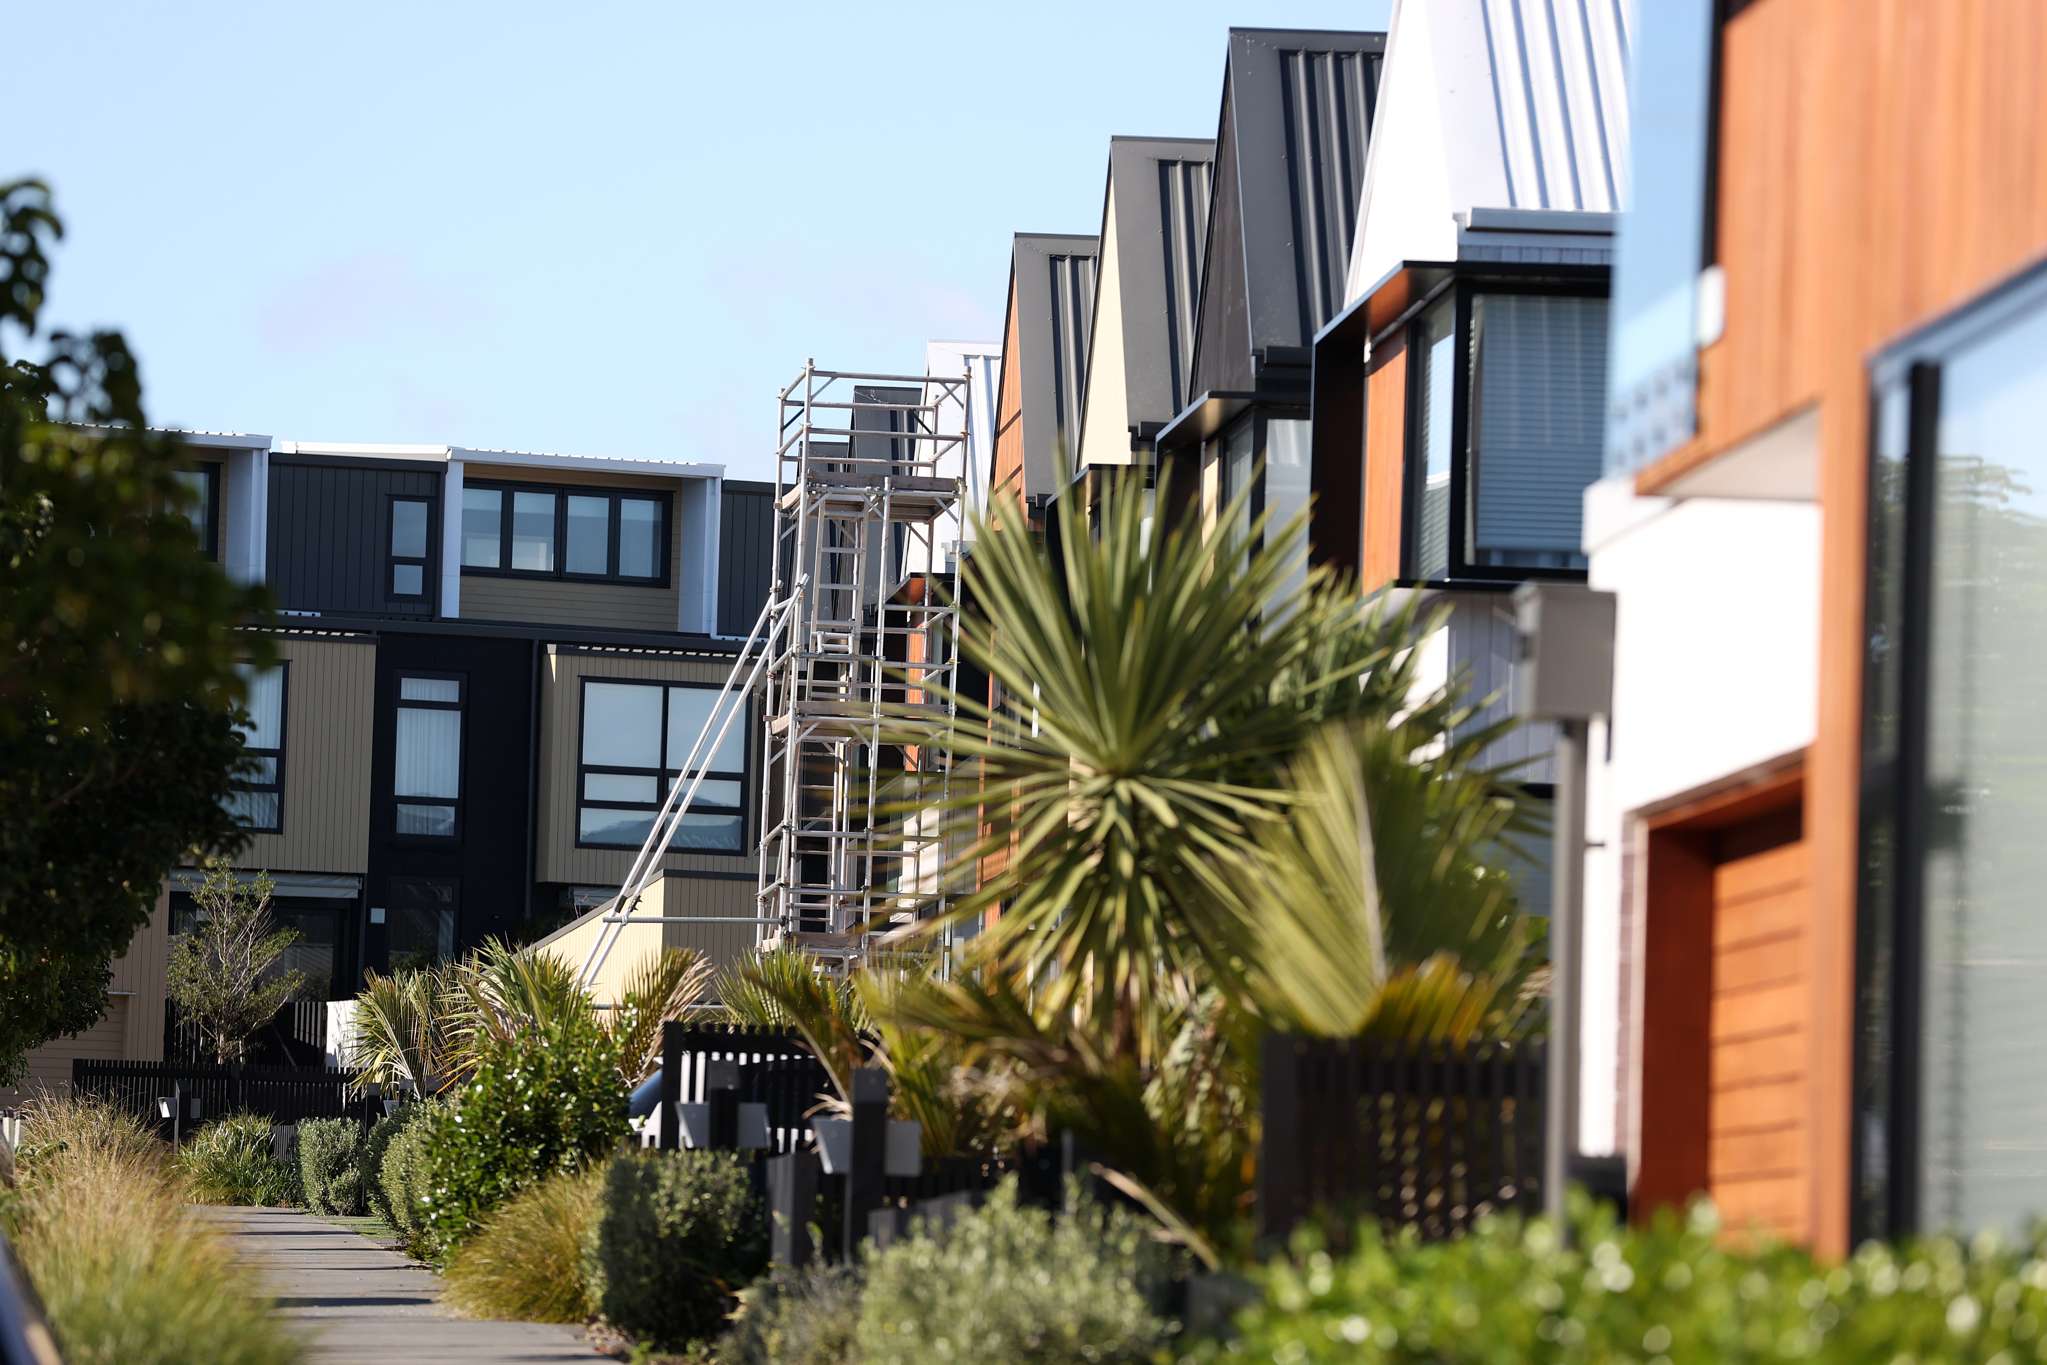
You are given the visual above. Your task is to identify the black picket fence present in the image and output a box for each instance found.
[1257,1034,1546,1243]
[73,1059,376,1135]
[660,1023,839,1155]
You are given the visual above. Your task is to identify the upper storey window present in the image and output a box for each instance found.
[460,482,668,585]
[173,466,219,560]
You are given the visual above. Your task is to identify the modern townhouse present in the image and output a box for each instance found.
[1588,0,2047,1254]
[989,232,1099,541]
[7,436,773,1099]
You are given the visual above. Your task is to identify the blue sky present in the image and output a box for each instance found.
[11,2,1390,480]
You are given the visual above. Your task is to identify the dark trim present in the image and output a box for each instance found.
[385,493,433,602]
[388,670,466,843]
[1445,285,1474,574]
[571,676,750,854]
[271,453,445,474]
[247,613,746,655]
[231,659,287,834]
[459,479,672,588]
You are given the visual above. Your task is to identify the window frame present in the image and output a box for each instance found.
[231,661,287,834]
[390,671,465,843]
[573,676,750,854]
[174,464,222,561]
[459,480,671,587]
[1398,272,1610,589]
[384,875,460,975]
[386,494,433,602]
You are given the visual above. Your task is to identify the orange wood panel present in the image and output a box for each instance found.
[1360,330,1408,592]
[989,274,1026,531]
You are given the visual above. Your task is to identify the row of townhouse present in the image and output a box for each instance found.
[9,440,787,1099]
[970,0,2047,1253]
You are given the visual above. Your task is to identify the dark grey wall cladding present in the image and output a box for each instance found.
[268,459,441,617]
[717,480,775,637]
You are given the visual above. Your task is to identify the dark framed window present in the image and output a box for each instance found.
[173,465,221,560]
[458,481,669,585]
[393,673,463,839]
[228,661,286,832]
[1854,259,2047,1242]
[386,877,458,974]
[576,678,747,852]
[170,889,347,1001]
[388,496,431,600]
[1403,281,1609,587]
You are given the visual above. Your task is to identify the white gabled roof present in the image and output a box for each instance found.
[1345,0,1632,303]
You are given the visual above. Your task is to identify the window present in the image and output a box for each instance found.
[229,662,285,832]
[387,877,458,974]
[173,466,220,560]
[1856,262,2047,1241]
[459,481,669,584]
[394,674,462,838]
[1405,287,1609,584]
[577,678,747,852]
[170,890,345,1000]
[389,497,430,599]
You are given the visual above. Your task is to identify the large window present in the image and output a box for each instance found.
[394,674,463,838]
[1405,286,1609,584]
[577,678,747,852]
[173,466,220,560]
[386,877,458,974]
[229,662,285,832]
[388,496,430,600]
[459,481,668,584]
[1857,262,2047,1240]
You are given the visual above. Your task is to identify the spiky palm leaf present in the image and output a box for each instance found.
[606,946,715,1083]
[715,948,872,1103]
[442,938,588,1082]
[347,966,452,1096]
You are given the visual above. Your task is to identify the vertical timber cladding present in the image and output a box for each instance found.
[266,457,441,618]
[363,632,538,980]
[239,634,377,875]
[537,645,758,925]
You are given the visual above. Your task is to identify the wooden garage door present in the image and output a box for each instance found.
[1707,816,1809,1241]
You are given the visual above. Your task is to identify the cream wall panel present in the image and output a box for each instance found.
[458,464,683,632]
[237,635,376,875]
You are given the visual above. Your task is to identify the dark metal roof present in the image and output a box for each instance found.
[1082,137,1215,453]
[1185,28,1386,405]
[1001,232,1099,498]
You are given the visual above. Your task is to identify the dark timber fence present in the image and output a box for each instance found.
[660,1023,837,1155]
[1258,1034,1546,1243]
[73,1059,375,1134]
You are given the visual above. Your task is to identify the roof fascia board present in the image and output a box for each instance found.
[454,448,723,481]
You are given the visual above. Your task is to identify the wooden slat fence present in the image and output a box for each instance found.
[662,1024,838,1155]
[74,1059,373,1134]
[1259,1035,1545,1242]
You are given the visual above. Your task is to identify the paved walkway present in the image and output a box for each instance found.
[199,1206,600,1364]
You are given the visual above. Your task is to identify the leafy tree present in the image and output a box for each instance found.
[0,177,275,1082]
[166,865,304,1064]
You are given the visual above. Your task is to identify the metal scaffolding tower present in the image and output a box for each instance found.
[577,361,966,989]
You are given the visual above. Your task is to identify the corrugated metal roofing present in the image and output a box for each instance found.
[1186,29,1385,401]
[1004,232,1099,498]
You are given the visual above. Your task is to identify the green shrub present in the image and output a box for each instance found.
[379,1102,442,1259]
[9,1096,302,1364]
[443,1161,610,1323]
[423,1008,627,1258]
[582,1150,767,1349]
[1197,1196,2047,1363]
[296,1117,368,1216]
[855,1180,1171,1364]
[177,1113,299,1207]
[716,1261,865,1365]
[363,1101,429,1229]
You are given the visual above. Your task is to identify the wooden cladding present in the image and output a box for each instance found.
[239,636,376,875]
[1361,331,1409,591]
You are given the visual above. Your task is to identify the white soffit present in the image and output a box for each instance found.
[1660,405,1820,501]
[1345,0,1633,304]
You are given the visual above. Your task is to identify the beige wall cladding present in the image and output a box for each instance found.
[238,634,376,875]
[3,888,169,1106]
[538,647,755,887]
[534,872,759,1005]
[458,463,682,632]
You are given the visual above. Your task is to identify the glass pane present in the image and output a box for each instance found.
[1604,0,1715,473]
[395,707,461,799]
[242,754,278,784]
[1412,300,1456,580]
[619,498,660,578]
[388,881,457,973]
[395,802,456,838]
[173,468,214,545]
[461,488,502,568]
[268,901,341,999]
[400,676,460,703]
[670,812,744,852]
[391,499,429,558]
[392,563,424,597]
[1264,418,1311,603]
[666,688,746,772]
[585,772,658,802]
[1915,303,2047,1236]
[238,664,285,749]
[566,494,610,574]
[582,682,662,767]
[663,777,743,809]
[511,490,557,571]
[1469,294,1608,570]
[1223,418,1255,555]
[580,806,655,847]
[226,789,279,829]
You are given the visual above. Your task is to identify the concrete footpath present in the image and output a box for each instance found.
[199,1206,601,1364]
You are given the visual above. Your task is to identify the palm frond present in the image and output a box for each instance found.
[605,947,715,1083]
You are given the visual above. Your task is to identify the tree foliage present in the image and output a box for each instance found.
[0,178,275,1082]
[166,864,305,1064]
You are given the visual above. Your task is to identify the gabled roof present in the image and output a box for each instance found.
[995,232,1098,499]
[1184,29,1386,403]
[1075,137,1214,471]
[1343,0,1630,305]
